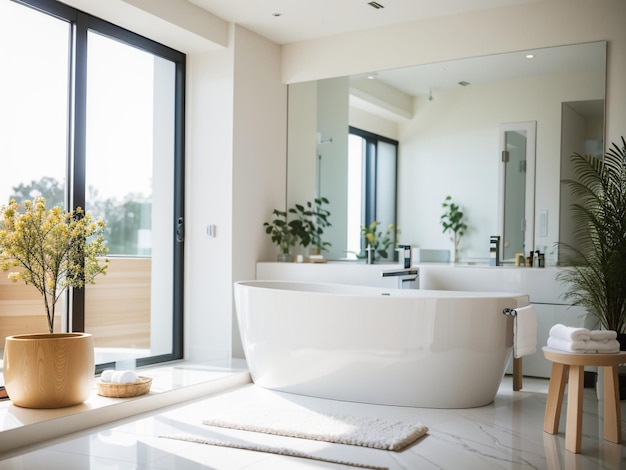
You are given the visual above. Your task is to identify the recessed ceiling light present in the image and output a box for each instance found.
[525,54,535,59]
[458,81,470,87]
[272,12,282,17]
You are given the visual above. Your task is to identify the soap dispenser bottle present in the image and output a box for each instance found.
[489,236,500,266]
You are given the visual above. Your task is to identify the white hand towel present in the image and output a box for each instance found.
[549,323,591,342]
[589,330,618,342]
[514,305,537,358]
[547,336,589,353]
[588,339,620,353]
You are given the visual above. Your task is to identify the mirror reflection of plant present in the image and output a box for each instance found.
[440,195,467,262]
[263,209,299,255]
[557,137,626,334]
[361,221,399,259]
[289,197,332,252]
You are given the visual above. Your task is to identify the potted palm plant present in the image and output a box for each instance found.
[557,137,626,348]
[0,197,108,408]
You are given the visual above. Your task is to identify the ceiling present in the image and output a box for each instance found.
[186,0,540,45]
[348,41,606,121]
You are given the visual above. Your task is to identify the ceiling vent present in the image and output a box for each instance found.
[458,81,470,86]
[368,1,385,9]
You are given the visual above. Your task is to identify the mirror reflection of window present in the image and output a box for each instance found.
[499,121,536,262]
[347,134,363,258]
[502,130,527,260]
[347,127,398,259]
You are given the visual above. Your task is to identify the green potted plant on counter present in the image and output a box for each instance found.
[289,197,332,256]
[264,198,332,261]
[263,208,299,262]
[0,197,109,408]
[557,137,626,348]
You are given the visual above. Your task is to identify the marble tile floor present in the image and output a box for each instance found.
[0,375,625,469]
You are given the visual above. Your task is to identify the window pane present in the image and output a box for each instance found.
[0,0,69,207]
[376,140,397,234]
[0,0,70,340]
[84,31,175,365]
[347,134,364,258]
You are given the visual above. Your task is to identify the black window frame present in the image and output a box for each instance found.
[10,0,186,369]
[349,126,398,245]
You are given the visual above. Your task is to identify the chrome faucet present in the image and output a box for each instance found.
[381,268,419,289]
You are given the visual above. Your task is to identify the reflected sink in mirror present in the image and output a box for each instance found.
[287,41,606,264]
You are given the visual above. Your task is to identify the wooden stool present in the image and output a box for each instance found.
[543,347,626,453]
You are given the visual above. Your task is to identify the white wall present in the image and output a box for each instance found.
[317,78,349,260]
[184,41,235,360]
[558,103,589,264]
[231,26,287,357]
[287,82,317,212]
[186,25,286,360]
[349,107,399,142]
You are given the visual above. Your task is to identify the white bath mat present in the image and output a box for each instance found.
[200,402,428,451]
[161,435,390,470]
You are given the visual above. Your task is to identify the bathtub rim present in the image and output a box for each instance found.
[235,279,530,302]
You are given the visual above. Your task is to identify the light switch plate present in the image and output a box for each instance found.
[538,210,547,237]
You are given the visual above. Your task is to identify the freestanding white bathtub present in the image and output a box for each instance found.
[234,280,529,408]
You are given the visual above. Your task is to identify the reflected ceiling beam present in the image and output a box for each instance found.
[349,76,414,121]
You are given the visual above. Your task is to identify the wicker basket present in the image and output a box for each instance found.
[96,376,152,398]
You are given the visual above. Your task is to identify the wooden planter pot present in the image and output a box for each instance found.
[3,333,95,408]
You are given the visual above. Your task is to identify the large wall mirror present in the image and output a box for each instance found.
[287,41,606,263]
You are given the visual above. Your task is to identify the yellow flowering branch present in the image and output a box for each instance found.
[0,198,109,333]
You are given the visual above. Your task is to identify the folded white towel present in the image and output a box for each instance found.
[547,337,589,352]
[549,323,591,342]
[589,339,620,353]
[513,305,537,358]
[546,337,621,353]
[589,329,618,342]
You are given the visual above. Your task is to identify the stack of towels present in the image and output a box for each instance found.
[100,369,138,384]
[547,324,621,353]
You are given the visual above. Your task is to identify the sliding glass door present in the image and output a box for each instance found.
[0,0,185,370]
